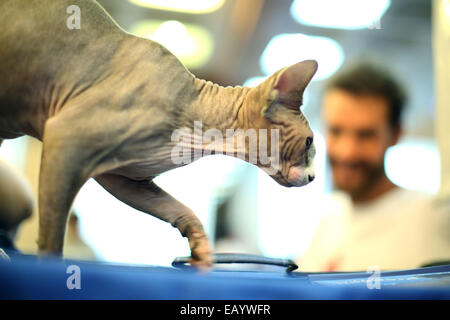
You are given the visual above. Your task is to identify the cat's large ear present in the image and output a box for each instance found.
[272,60,318,110]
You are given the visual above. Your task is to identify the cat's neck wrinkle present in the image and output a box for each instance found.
[189,78,249,132]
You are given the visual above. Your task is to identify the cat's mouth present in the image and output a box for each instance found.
[265,163,314,187]
[284,164,315,187]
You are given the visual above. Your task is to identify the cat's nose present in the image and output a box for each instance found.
[308,175,315,182]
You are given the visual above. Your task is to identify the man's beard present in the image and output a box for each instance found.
[329,157,386,200]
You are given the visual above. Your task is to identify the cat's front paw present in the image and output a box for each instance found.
[188,232,212,271]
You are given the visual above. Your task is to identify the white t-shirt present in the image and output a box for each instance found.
[298,188,450,272]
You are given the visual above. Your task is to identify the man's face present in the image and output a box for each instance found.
[322,89,399,198]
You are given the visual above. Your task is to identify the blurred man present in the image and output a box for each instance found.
[298,63,450,271]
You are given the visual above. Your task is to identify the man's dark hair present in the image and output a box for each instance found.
[324,63,407,130]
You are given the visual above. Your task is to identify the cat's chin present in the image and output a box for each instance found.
[269,174,307,188]
[285,180,309,188]
[280,181,309,188]
[276,180,295,188]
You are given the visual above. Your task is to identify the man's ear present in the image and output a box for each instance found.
[272,60,318,110]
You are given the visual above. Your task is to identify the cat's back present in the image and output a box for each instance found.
[0,0,126,137]
[0,0,196,139]
[0,0,125,82]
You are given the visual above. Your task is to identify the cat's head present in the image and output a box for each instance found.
[244,60,318,187]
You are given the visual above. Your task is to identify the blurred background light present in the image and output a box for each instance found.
[0,137,29,172]
[445,0,450,17]
[385,138,441,194]
[290,0,391,30]
[128,0,225,14]
[129,20,214,69]
[260,33,344,81]
[243,76,267,88]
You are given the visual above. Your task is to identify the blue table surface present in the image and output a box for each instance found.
[1,253,449,300]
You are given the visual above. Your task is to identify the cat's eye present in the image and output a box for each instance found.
[306,137,313,149]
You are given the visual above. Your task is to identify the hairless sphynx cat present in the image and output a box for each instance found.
[0,0,317,267]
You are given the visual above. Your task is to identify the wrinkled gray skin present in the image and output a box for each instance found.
[0,0,317,267]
